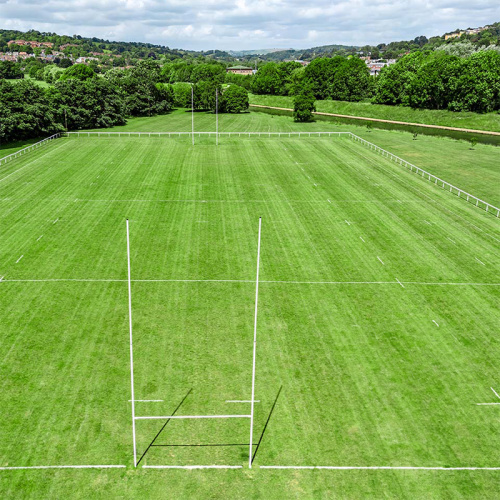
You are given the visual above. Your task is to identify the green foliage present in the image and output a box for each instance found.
[374,50,500,113]
[60,63,96,81]
[0,60,24,79]
[190,63,225,83]
[224,71,253,90]
[0,80,62,142]
[49,79,126,129]
[172,82,193,108]
[304,57,372,101]
[193,80,221,111]
[220,84,249,113]
[250,61,301,95]
[293,92,316,122]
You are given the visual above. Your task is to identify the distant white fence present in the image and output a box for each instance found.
[65,131,351,138]
[0,133,61,166]
[348,133,500,218]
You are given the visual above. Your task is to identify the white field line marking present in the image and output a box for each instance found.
[0,465,126,470]
[377,256,385,265]
[15,255,23,264]
[226,400,260,403]
[0,140,68,184]
[259,466,500,471]
[395,278,405,288]
[432,320,439,327]
[447,237,456,244]
[2,279,500,287]
[345,220,351,226]
[135,415,251,420]
[359,236,365,242]
[0,276,3,282]
[52,218,59,224]
[36,235,43,242]
[491,387,500,400]
[143,465,242,469]
[128,400,164,402]
[475,257,486,266]
[327,199,331,203]
[476,403,500,405]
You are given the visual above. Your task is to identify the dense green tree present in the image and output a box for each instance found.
[0,60,24,79]
[172,82,193,108]
[220,84,249,113]
[293,91,316,122]
[450,50,500,112]
[372,52,427,105]
[60,63,96,81]
[329,57,373,101]
[49,78,126,129]
[0,80,61,142]
[190,63,225,83]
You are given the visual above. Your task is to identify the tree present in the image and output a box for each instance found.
[49,78,126,129]
[60,63,96,81]
[293,92,316,122]
[172,82,192,108]
[0,60,24,79]
[220,84,249,113]
[329,57,372,101]
[372,52,427,105]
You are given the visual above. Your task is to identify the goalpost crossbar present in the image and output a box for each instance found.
[134,415,251,420]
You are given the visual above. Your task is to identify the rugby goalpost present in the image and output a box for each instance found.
[126,217,262,468]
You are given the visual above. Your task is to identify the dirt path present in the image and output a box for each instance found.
[249,104,500,137]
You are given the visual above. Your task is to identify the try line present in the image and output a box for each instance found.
[1,278,499,287]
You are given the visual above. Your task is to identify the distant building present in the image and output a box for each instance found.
[8,40,53,48]
[75,56,99,64]
[444,32,464,40]
[226,65,253,75]
[294,60,309,66]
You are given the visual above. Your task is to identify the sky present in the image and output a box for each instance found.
[1,0,500,51]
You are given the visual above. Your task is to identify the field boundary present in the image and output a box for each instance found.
[0,133,62,166]
[348,133,500,217]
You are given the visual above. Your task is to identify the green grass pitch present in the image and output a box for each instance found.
[0,132,499,498]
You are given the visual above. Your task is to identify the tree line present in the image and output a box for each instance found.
[0,60,249,143]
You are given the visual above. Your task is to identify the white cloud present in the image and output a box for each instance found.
[0,0,499,50]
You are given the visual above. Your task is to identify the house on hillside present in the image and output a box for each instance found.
[226,65,253,75]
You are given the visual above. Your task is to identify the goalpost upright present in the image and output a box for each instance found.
[249,217,262,468]
[126,219,138,467]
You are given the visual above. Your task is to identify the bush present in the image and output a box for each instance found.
[172,82,192,108]
[293,93,316,122]
[0,60,24,79]
[221,84,249,113]
[60,63,96,81]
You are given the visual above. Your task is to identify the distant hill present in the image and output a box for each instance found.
[1,21,499,65]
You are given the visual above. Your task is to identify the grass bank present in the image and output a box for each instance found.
[249,95,500,135]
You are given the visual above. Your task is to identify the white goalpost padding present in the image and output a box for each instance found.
[126,218,263,468]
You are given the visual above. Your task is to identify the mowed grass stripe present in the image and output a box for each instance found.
[0,135,499,493]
